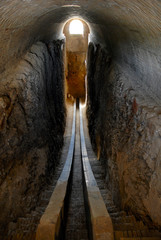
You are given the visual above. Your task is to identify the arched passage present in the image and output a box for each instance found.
[63,18,90,100]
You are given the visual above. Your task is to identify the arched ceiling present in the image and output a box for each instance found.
[0,0,161,103]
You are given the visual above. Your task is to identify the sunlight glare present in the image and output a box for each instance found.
[69,20,84,34]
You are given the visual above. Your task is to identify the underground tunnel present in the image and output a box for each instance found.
[0,1,161,239]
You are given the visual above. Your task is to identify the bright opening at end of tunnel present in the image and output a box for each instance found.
[69,20,84,34]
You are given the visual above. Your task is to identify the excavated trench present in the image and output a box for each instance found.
[0,1,161,239]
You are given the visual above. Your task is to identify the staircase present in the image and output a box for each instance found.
[82,107,161,240]
[6,102,74,240]
[5,102,161,240]
[90,159,161,240]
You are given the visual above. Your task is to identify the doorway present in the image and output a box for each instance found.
[63,18,90,102]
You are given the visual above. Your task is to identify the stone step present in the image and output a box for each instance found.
[120,238,161,240]
[135,222,149,230]
[35,206,45,214]
[140,230,161,238]
[96,180,107,189]
[100,188,110,195]
[115,229,161,238]
[91,167,104,172]
[123,216,136,224]
[94,173,105,179]
[39,198,50,205]
[114,223,137,231]
[112,215,137,224]
[82,107,161,240]
[114,230,124,240]
[9,233,36,240]
[107,206,119,213]
[124,230,139,238]
[110,211,127,218]
[104,201,115,208]
[89,162,102,167]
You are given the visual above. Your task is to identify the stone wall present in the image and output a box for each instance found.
[87,42,161,229]
[0,40,65,235]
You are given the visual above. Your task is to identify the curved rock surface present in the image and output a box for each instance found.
[0,0,161,235]
[0,40,65,235]
[87,42,161,229]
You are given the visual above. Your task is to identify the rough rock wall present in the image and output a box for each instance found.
[87,42,161,229]
[0,40,65,235]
